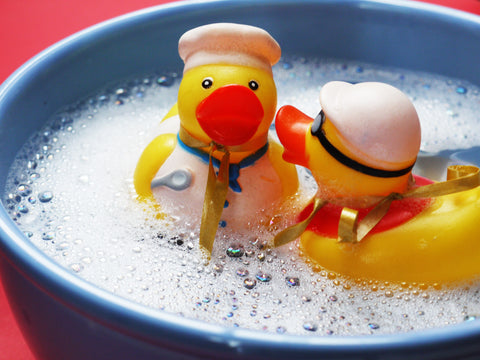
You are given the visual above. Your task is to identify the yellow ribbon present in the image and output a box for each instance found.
[273,197,327,247]
[179,127,230,255]
[338,207,359,243]
[274,165,480,247]
[348,165,480,243]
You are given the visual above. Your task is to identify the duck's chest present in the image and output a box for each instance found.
[152,142,283,230]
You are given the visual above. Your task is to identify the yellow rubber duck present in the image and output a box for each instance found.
[134,23,298,252]
[275,81,480,283]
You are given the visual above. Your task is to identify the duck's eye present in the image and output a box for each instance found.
[248,80,259,91]
[201,77,213,89]
[311,110,326,138]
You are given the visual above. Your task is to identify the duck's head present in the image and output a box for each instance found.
[276,81,421,207]
[177,64,277,151]
[177,23,280,154]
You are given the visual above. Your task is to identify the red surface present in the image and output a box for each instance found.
[0,1,479,359]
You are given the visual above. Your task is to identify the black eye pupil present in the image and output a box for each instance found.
[202,78,213,89]
[249,80,259,91]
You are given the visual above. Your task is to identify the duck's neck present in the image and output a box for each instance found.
[178,126,268,163]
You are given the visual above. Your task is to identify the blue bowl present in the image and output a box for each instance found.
[1,1,480,359]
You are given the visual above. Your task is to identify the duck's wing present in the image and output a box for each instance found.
[161,103,178,123]
[134,133,177,199]
[268,139,299,198]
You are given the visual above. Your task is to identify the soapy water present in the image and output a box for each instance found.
[4,57,480,336]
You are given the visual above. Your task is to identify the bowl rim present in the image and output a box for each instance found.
[1,0,480,356]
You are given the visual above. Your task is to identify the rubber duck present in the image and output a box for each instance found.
[277,81,421,208]
[275,81,480,283]
[134,23,298,253]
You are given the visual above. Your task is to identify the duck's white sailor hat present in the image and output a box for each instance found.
[178,23,281,74]
[319,81,421,171]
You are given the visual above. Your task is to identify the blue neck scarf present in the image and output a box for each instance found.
[177,134,269,193]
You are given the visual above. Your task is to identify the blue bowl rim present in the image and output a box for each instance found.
[1,0,480,356]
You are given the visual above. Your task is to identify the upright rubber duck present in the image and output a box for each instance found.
[275,81,480,283]
[134,23,298,253]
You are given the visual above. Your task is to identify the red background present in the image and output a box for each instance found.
[1,1,479,359]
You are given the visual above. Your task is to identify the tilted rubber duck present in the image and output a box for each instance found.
[134,23,298,253]
[275,81,480,283]
[277,81,421,208]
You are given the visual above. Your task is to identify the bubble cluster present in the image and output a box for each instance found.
[4,60,480,336]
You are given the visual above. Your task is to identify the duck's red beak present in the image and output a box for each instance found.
[275,105,311,167]
[196,84,264,146]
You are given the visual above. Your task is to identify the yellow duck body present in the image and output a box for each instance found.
[301,185,480,283]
